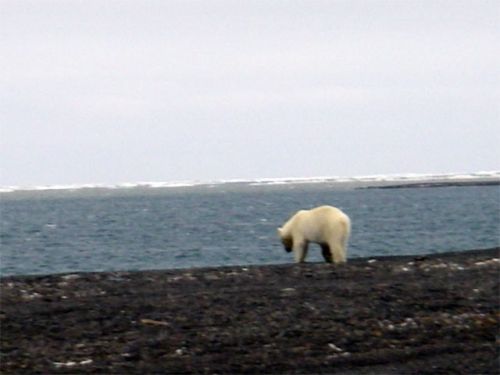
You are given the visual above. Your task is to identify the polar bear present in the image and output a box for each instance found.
[277,205,351,264]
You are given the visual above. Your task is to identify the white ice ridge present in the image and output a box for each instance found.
[1,171,499,193]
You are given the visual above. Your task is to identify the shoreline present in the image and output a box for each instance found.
[1,247,499,281]
[1,247,499,374]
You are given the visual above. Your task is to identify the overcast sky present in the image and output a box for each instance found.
[1,0,498,186]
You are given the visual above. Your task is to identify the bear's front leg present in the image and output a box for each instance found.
[293,240,308,263]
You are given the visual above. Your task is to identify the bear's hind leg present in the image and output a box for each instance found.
[321,244,333,263]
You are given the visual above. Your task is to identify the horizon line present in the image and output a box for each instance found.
[1,170,499,194]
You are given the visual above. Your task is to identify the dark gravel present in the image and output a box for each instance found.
[1,248,499,374]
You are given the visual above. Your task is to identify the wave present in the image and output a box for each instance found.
[1,171,499,194]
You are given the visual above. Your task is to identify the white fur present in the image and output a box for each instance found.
[278,205,351,264]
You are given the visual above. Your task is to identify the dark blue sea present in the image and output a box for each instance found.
[1,184,499,276]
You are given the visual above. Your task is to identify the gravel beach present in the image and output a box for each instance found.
[1,248,499,374]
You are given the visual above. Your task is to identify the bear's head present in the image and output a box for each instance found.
[277,228,293,253]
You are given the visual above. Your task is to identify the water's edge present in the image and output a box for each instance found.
[3,247,498,280]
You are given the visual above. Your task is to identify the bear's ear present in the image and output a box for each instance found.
[277,227,283,238]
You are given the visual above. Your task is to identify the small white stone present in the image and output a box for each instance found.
[54,361,77,368]
[328,343,343,352]
[61,274,80,280]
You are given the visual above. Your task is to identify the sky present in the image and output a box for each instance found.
[1,0,499,187]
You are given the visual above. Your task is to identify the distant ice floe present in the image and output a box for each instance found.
[1,171,499,194]
[0,181,204,193]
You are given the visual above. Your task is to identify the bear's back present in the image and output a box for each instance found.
[307,205,345,218]
[297,206,347,240]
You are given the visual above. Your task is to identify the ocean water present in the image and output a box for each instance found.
[1,182,499,276]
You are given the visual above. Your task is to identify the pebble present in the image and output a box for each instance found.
[21,291,42,300]
[474,258,500,267]
[205,274,219,281]
[53,359,92,368]
[304,302,317,312]
[175,347,188,356]
[328,343,343,352]
[60,274,80,281]
[54,361,77,368]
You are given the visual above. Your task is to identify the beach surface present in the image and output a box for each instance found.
[1,248,499,374]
